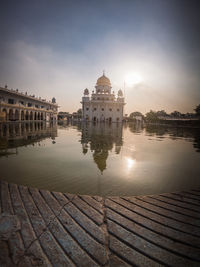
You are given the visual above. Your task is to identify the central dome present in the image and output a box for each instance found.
[96,74,111,86]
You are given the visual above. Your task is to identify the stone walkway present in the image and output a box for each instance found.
[0,180,200,266]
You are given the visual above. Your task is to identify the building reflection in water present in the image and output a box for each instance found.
[80,123,123,173]
[0,122,57,157]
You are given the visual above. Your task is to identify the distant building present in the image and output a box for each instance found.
[58,112,70,121]
[81,73,125,122]
[0,86,58,122]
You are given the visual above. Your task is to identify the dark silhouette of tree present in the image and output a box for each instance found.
[170,111,182,117]
[156,110,168,117]
[77,109,82,119]
[145,110,159,122]
[194,104,200,116]
[129,111,143,118]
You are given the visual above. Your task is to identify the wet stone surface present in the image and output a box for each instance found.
[0,180,200,266]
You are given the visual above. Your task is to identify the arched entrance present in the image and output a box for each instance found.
[21,110,25,121]
[25,111,29,120]
[15,110,19,121]
[41,113,44,120]
[2,109,7,121]
[9,109,14,121]
[34,112,37,120]
[109,117,112,123]
[38,113,40,120]
[30,111,33,120]
[93,116,97,122]
[101,115,105,122]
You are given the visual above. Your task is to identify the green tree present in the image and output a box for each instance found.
[129,111,143,118]
[77,108,82,117]
[156,110,168,117]
[77,108,82,114]
[194,104,200,116]
[145,110,159,122]
[170,111,181,118]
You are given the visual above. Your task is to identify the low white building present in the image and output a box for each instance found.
[0,86,58,122]
[81,73,125,122]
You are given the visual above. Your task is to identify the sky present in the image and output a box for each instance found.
[0,0,200,115]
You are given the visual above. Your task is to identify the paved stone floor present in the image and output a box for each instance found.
[0,180,200,266]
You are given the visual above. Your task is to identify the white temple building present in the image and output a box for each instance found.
[81,73,125,122]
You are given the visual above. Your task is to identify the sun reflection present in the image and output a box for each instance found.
[126,157,136,169]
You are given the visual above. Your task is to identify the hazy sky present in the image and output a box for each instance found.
[0,0,200,114]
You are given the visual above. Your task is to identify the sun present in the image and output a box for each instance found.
[124,72,143,86]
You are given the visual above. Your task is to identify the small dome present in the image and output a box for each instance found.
[96,74,111,87]
[118,89,123,97]
[84,88,89,95]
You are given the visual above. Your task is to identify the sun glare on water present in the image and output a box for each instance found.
[126,157,136,169]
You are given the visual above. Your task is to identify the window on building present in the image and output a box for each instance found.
[19,101,24,105]
[8,99,14,104]
[35,104,39,108]
[102,108,104,111]
[28,103,32,107]
[93,108,97,111]
[109,108,112,111]
[86,107,89,111]
[117,108,120,111]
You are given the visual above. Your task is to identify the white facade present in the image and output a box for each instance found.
[0,86,58,122]
[81,74,125,122]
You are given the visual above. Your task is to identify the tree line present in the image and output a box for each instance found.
[129,104,200,122]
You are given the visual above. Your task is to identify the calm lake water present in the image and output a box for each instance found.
[0,121,200,196]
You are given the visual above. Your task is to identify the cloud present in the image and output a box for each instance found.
[0,36,199,114]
